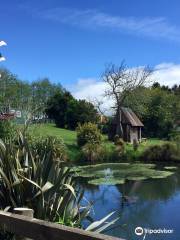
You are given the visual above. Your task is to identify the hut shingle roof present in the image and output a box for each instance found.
[121,107,144,127]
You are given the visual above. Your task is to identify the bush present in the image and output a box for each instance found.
[76,122,102,147]
[141,143,180,162]
[133,139,139,151]
[0,120,16,140]
[114,136,125,156]
[0,131,91,226]
[82,143,103,162]
[0,131,116,234]
[30,136,67,162]
[114,134,120,144]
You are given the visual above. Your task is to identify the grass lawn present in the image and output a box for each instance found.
[29,123,166,161]
[30,123,77,145]
[29,123,79,160]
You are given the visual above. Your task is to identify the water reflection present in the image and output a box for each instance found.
[82,165,180,240]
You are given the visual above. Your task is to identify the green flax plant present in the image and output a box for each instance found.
[0,128,117,233]
[0,131,91,226]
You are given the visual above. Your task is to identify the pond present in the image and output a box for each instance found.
[75,163,180,240]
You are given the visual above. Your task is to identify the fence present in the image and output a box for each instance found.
[0,209,124,240]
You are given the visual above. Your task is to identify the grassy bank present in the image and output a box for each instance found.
[28,123,167,161]
[29,123,79,160]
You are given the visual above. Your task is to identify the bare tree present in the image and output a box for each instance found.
[90,97,107,116]
[103,61,153,137]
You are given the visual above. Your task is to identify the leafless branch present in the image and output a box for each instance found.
[102,61,153,136]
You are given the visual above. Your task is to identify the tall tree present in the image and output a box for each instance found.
[31,78,62,117]
[103,61,152,136]
[46,91,98,129]
[0,68,63,119]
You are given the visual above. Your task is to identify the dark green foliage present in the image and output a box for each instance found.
[0,131,117,234]
[76,122,102,147]
[124,83,180,139]
[143,88,176,138]
[99,123,109,134]
[0,120,16,140]
[0,131,93,227]
[114,137,125,157]
[133,139,139,151]
[46,91,75,128]
[141,143,180,162]
[106,118,116,141]
[0,231,14,240]
[76,99,98,124]
[46,91,98,130]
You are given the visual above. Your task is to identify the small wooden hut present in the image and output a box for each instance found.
[109,107,144,143]
[120,107,144,143]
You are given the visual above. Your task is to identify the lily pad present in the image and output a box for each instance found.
[164,166,177,170]
[127,177,148,181]
[150,171,174,178]
[88,178,125,185]
[73,163,175,185]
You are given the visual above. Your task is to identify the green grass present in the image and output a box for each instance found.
[126,138,167,154]
[28,123,166,161]
[29,123,79,160]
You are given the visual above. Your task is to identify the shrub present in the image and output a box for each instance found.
[0,120,16,140]
[114,134,120,144]
[82,143,103,162]
[114,136,125,156]
[141,143,180,162]
[0,131,117,234]
[173,134,180,157]
[76,122,102,147]
[30,136,67,162]
[0,131,91,225]
[133,139,139,151]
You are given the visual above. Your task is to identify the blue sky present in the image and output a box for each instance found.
[1,0,180,99]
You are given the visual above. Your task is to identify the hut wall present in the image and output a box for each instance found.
[130,127,139,143]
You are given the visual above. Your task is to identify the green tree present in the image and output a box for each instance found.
[46,92,98,129]
[31,78,62,117]
[0,68,63,119]
[124,84,180,138]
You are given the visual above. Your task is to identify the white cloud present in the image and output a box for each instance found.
[154,63,180,86]
[72,78,106,100]
[0,56,6,62]
[37,7,180,42]
[70,63,180,112]
[69,78,114,114]
[0,41,7,47]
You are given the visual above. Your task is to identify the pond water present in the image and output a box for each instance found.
[76,163,180,240]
